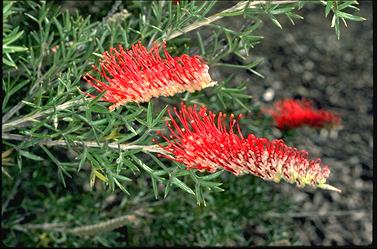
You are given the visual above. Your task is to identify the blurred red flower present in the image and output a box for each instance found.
[82,41,216,111]
[263,98,341,130]
[154,103,340,192]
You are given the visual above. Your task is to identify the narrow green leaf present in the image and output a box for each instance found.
[152,105,168,126]
[17,154,22,171]
[3,2,13,16]
[334,16,340,39]
[57,168,67,187]
[78,147,87,172]
[200,170,224,180]
[200,181,223,188]
[90,167,96,189]
[146,152,169,171]
[3,57,16,68]
[18,150,43,161]
[114,178,130,195]
[151,177,158,199]
[325,0,334,17]
[153,170,167,176]
[3,45,28,53]
[194,183,202,205]
[218,9,243,17]
[331,14,336,27]
[123,158,140,173]
[337,11,366,22]
[124,121,138,135]
[25,13,39,24]
[114,175,132,182]
[89,103,109,113]
[21,101,41,109]
[196,32,205,55]
[39,145,60,166]
[212,186,225,192]
[94,169,108,183]
[6,79,30,102]
[175,171,190,177]
[248,68,264,78]
[338,1,353,10]
[172,177,195,195]
[131,155,153,174]
[270,6,295,15]
[92,52,103,58]
[270,15,282,29]
[147,101,153,127]
[3,29,24,46]
[164,180,171,198]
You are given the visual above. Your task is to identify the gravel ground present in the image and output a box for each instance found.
[213,2,373,245]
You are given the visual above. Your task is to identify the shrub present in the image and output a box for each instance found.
[2,0,364,246]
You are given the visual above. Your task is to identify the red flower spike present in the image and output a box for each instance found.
[263,98,341,130]
[155,103,341,192]
[82,41,216,111]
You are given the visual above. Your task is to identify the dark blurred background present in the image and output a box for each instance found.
[211,1,373,245]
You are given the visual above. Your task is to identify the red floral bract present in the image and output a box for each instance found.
[154,103,340,192]
[82,41,216,111]
[263,98,341,129]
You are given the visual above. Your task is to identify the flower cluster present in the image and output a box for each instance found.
[82,41,216,111]
[263,98,341,130]
[154,103,340,192]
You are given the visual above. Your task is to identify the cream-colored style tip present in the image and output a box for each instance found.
[319,183,342,193]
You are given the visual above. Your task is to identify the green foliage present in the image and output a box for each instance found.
[321,0,366,39]
[3,2,28,68]
[128,175,297,246]
[2,0,364,246]
[1,160,297,247]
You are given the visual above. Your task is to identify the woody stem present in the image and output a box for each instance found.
[2,133,168,155]
[165,0,297,41]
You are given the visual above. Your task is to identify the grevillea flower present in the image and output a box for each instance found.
[154,103,340,192]
[82,41,216,111]
[263,98,341,130]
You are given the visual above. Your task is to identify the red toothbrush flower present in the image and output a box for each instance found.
[154,103,340,192]
[82,41,216,111]
[263,98,341,130]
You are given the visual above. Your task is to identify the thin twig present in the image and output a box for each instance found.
[2,99,86,132]
[23,223,68,231]
[2,133,168,155]
[69,212,142,236]
[165,0,297,41]
[20,208,148,236]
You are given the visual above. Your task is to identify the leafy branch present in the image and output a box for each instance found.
[2,0,365,202]
[165,0,297,41]
[2,133,167,155]
[321,0,366,39]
